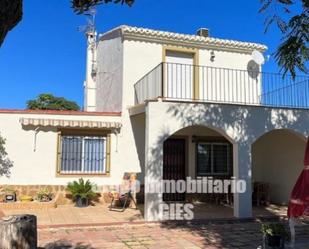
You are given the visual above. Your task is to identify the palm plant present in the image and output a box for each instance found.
[66,178,96,207]
[261,223,289,248]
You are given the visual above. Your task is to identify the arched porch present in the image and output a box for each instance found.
[252,129,306,207]
[162,125,236,219]
[141,100,309,221]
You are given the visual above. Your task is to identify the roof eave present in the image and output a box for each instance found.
[99,25,268,53]
[123,32,267,53]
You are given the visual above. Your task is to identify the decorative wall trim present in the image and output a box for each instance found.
[104,25,268,53]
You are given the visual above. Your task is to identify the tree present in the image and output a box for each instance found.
[0,0,23,46]
[27,93,80,111]
[260,0,309,77]
[0,134,13,177]
[0,0,134,46]
[71,0,134,14]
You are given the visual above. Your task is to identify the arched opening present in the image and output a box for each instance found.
[162,125,236,218]
[252,129,306,209]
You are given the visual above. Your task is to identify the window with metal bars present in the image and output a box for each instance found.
[59,135,107,174]
[197,142,232,176]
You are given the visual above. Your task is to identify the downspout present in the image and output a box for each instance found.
[113,128,119,153]
[33,127,40,152]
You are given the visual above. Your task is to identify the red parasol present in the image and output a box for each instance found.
[288,138,309,218]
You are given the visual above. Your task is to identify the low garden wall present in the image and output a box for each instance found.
[0,184,142,209]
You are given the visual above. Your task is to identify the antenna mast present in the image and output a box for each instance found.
[85,7,97,43]
[80,7,98,112]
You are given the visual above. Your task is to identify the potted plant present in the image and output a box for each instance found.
[67,178,96,207]
[20,195,32,202]
[36,188,53,202]
[2,187,16,202]
[261,223,289,249]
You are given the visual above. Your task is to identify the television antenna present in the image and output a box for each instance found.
[77,7,97,38]
[78,7,98,78]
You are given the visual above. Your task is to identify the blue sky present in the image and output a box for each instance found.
[0,0,284,109]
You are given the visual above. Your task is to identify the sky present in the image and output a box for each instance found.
[0,0,285,109]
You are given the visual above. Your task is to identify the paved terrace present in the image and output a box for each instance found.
[3,203,288,227]
[2,204,309,248]
[38,221,309,249]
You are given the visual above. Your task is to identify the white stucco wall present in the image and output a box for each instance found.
[92,32,266,197]
[97,29,262,110]
[124,40,261,107]
[96,31,123,112]
[0,112,142,186]
[252,130,306,204]
[199,50,261,104]
[142,100,309,220]
[123,39,163,107]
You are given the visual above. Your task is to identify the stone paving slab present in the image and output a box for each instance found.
[3,203,289,227]
[38,221,309,249]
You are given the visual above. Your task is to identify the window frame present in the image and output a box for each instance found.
[56,129,111,177]
[196,141,232,176]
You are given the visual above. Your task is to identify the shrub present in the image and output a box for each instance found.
[261,223,289,239]
[36,188,53,202]
[66,178,96,201]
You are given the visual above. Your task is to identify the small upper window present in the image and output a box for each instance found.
[58,134,109,175]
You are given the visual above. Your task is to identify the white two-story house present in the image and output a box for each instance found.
[1,25,309,221]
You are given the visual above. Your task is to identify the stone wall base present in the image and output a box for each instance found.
[0,184,143,206]
[0,201,57,210]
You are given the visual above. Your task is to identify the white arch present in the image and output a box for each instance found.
[164,123,236,145]
[252,128,307,146]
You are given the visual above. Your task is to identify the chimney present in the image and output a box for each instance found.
[196,28,209,37]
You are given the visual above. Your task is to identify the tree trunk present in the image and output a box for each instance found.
[0,215,37,249]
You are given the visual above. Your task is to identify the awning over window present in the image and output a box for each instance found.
[19,118,122,129]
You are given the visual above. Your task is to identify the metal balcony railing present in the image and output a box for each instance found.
[134,62,309,109]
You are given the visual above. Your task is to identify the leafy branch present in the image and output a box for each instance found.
[71,0,135,14]
[0,134,13,178]
[260,0,309,78]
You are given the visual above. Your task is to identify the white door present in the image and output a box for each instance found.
[165,51,194,100]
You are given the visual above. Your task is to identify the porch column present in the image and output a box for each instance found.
[233,142,252,218]
[144,105,164,221]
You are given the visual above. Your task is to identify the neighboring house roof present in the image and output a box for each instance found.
[0,109,121,116]
[100,25,267,53]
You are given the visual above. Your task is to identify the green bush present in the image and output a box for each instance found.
[261,223,289,239]
[36,188,53,202]
[2,186,15,194]
[66,178,96,201]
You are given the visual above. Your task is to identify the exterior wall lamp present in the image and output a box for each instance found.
[192,135,198,143]
[210,50,215,62]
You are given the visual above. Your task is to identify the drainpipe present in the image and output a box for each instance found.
[113,128,119,153]
[33,127,40,152]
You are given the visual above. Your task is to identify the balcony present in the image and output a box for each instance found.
[134,62,309,109]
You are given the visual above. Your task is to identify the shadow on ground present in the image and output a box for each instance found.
[39,240,95,249]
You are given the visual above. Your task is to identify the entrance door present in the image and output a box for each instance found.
[165,51,194,100]
[163,138,186,202]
